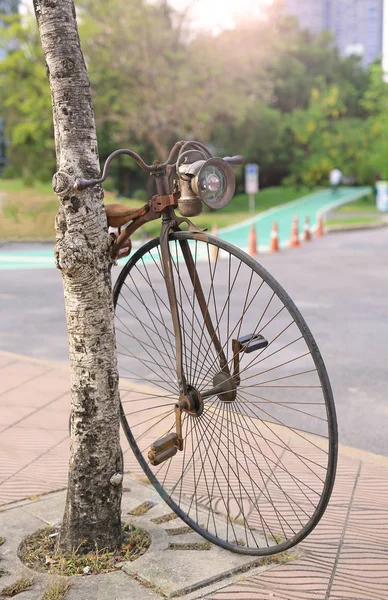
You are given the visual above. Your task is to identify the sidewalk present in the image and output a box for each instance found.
[1,351,388,599]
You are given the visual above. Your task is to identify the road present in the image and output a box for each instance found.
[1,227,387,456]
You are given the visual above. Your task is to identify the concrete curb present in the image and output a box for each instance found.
[327,221,388,234]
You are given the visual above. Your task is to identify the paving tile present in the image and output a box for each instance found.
[0,437,69,505]
[344,508,388,548]
[15,408,69,431]
[0,473,63,504]
[352,463,388,510]
[329,548,388,599]
[300,504,348,552]
[47,392,72,411]
[0,361,50,395]
[1,385,64,407]
[0,426,64,459]
[208,559,334,599]
[0,427,68,502]
[0,355,16,368]
[20,436,70,481]
[27,371,71,394]
[0,405,34,427]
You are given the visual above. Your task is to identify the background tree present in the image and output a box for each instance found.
[33,0,123,552]
[0,13,54,182]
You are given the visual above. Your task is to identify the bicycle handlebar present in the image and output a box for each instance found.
[74,144,244,191]
[223,155,245,166]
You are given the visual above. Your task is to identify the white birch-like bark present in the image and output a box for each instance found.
[33,0,122,552]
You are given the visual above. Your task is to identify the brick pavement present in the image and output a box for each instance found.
[1,350,388,599]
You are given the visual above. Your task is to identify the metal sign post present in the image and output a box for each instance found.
[245,164,259,213]
[376,181,388,212]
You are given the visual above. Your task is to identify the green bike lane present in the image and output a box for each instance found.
[0,186,371,269]
[218,185,371,250]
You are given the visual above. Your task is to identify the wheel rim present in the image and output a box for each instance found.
[114,232,338,555]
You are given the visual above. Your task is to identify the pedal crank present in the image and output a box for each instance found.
[232,333,268,385]
[148,402,185,466]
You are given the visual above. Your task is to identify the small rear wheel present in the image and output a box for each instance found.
[114,231,337,555]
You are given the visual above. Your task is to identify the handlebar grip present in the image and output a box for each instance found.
[223,155,245,166]
[74,178,100,191]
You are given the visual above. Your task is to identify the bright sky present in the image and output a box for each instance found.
[23,0,272,32]
[171,0,272,32]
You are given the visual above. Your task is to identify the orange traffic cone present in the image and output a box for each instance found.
[269,222,280,252]
[248,224,258,257]
[316,213,325,237]
[289,216,301,248]
[304,216,311,242]
[210,225,219,262]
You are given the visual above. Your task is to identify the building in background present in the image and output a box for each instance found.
[283,0,384,67]
[382,0,388,78]
[283,0,330,35]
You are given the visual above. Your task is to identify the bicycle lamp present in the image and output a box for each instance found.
[178,158,236,213]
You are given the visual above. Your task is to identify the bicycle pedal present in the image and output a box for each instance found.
[148,433,179,466]
[237,333,268,353]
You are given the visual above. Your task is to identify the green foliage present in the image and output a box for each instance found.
[282,82,377,186]
[1,1,387,190]
[0,14,54,182]
[133,188,147,202]
[269,29,368,116]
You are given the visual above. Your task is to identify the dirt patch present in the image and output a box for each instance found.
[165,526,193,536]
[167,542,212,551]
[18,524,150,576]
[128,502,155,516]
[41,579,71,600]
[0,577,34,597]
[151,513,178,525]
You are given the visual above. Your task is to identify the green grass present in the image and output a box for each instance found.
[327,216,379,227]
[0,179,53,195]
[224,186,313,213]
[18,524,150,576]
[41,580,70,600]
[0,577,34,597]
[327,193,381,227]
[0,178,314,241]
[334,193,377,213]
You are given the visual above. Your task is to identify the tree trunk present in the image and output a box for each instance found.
[33,0,122,552]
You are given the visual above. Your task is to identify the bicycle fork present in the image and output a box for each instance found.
[148,215,269,466]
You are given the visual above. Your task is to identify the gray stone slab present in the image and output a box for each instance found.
[0,475,281,600]
[97,570,160,600]
[0,504,44,595]
[120,477,267,599]
[21,491,66,527]
[65,576,100,600]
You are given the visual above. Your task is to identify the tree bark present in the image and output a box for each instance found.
[33,0,122,552]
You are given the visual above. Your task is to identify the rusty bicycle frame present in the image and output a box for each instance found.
[75,140,266,466]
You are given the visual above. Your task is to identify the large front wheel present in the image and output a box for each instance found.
[114,231,338,555]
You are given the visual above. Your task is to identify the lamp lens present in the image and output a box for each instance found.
[198,166,226,206]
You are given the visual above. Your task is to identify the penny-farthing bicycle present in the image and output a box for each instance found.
[76,140,338,556]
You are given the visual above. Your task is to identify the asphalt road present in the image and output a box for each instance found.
[1,228,387,456]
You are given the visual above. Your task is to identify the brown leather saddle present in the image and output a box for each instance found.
[104,203,147,228]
